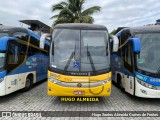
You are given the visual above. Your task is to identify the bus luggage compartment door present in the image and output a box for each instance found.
[5,74,18,94]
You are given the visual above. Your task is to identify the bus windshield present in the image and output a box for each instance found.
[0,52,5,69]
[0,32,9,38]
[136,33,160,74]
[50,29,110,72]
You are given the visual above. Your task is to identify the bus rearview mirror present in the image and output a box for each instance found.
[128,38,141,53]
[111,35,119,52]
[40,33,51,49]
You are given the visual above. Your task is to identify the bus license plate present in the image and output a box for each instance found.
[74,91,85,95]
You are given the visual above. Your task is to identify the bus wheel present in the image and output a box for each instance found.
[23,76,33,91]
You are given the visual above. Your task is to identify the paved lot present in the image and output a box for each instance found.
[0,80,160,120]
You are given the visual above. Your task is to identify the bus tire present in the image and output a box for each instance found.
[117,74,125,92]
[23,75,33,91]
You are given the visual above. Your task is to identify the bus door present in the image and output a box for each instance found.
[123,43,134,95]
[17,43,28,89]
[6,41,19,94]
[12,32,29,89]
[33,48,41,81]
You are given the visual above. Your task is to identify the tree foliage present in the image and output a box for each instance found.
[51,0,101,26]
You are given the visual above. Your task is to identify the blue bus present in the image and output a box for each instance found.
[111,26,160,98]
[0,25,50,96]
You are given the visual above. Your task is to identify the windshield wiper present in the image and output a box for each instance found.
[106,42,109,56]
[87,45,96,73]
[63,44,76,73]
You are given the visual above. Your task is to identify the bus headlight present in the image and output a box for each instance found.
[137,79,157,90]
[48,77,61,84]
[0,78,4,83]
[99,78,111,85]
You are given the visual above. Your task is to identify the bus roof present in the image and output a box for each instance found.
[115,27,128,34]
[122,26,160,36]
[0,25,28,33]
[0,25,50,45]
[54,23,107,30]
[0,25,40,38]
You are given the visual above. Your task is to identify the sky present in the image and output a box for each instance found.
[0,0,160,32]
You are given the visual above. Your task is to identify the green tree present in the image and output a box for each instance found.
[110,29,116,35]
[51,0,101,26]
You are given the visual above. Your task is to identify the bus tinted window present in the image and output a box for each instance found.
[28,46,41,56]
[7,43,19,64]
[44,44,50,52]
[30,36,39,47]
[13,32,29,42]
[7,41,27,72]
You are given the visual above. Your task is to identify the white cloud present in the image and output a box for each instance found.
[0,0,160,32]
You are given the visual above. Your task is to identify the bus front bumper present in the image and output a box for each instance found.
[135,78,160,98]
[48,80,111,97]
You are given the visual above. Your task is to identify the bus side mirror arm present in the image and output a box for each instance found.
[111,35,119,52]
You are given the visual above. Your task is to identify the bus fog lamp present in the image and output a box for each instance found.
[140,89,147,95]
[48,88,52,91]
[107,88,111,92]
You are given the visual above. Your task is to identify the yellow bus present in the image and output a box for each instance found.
[48,23,118,97]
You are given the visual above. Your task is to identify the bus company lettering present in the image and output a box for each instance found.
[50,73,61,79]
[32,58,37,62]
[71,72,88,76]
[150,78,160,82]
[61,97,99,102]
[50,73,57,78]
[37,59,45,63]
[136,74,147,81]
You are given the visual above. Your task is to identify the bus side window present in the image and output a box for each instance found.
[44,44,50,55]
[28,47,40,56]
[28,47,34,56]
[7,42,19,64]
[30,36,40,47]
[7,41,21,72]
[124,44,133,73]
[19,44,27,55]
[44,44,50,52]
[119,33,125,59]
[18,44,27,64]
[13,32,29,42]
